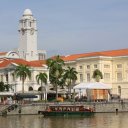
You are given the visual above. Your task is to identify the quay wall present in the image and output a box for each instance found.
[88,102,128,113]
[1,101,128,115]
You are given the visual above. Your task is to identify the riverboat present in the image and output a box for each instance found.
[38,104,94,117]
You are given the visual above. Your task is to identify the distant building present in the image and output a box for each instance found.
[62,49,128,99]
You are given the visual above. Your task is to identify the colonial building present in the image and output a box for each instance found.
[0,9,49,98]
[62,49,128,99]
[0,8,128,101]
[0,58,48,93]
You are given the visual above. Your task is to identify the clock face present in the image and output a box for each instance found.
[30,29,34,35]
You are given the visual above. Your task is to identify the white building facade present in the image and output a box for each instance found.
[63,49,128,99]
[0,59,49,100]
[18,9,46,61]
[0,9,49,100]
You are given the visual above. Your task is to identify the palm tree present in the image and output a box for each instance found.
[92,69,103,82]
[36,72,48,101]
[0,82,5,92]
[63,67,78,99]
[46,55,65,100]
[15,64,31,93]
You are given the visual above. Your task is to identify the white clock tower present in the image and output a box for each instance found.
[18,9,38,61]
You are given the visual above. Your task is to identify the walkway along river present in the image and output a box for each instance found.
[0,101,128,116]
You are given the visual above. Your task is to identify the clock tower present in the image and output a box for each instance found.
[18,9,38,61]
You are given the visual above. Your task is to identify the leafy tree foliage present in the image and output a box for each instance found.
[36,72,48,100]
[46,55,65,99]
[0,82,10,92]
[63,67,77,98]
[92,69,103,82]
[15,64,31,93]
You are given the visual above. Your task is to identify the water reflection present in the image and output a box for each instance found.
[0,113,128,128]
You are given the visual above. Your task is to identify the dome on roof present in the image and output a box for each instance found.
[23,9,32,16]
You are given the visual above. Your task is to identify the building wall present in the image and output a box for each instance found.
[0,65,49,94]
[65,56,128,99]
[18,13,38,61]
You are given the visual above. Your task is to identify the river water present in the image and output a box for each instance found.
[0,113,128,128]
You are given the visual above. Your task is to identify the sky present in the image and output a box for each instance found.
[0,0,128,57]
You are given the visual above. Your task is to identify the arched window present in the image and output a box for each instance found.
[28,87,33,91]
[30,22,31,27]
[1,75,3,82]
[118,86,121,95]
[5,74,8,82]
[38,86,45,91]
[31,51,33,56]
[38,87,42,91]
[12,73,15,81]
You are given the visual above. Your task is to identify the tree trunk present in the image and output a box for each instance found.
[55,83,58,100]
[44,87,47,103]
[95,75,100,82]
[41,82,43,100]
[22,78,25,93]
[68,81,72,99]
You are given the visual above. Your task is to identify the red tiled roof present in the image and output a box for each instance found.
[29,60,46,67]
[0,48,128,67]
[0,59,46,68]
[0,52,7,56]
[62,49,128,61]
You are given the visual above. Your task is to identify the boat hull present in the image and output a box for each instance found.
[38,111,94,117]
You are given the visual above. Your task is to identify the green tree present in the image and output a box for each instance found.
[36,72,48,101]
[63,67,78,98]
[4,84,10,91]
[46,55,65,100]
[15,64,31,93]
[92,69,103,82]
[0,82,10,92]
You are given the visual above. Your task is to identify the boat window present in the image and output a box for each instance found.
[71,108,74,111]
[63,107,66,111]
[51,107,55,111]
[55,107,58,111]
[76,107,79,111]
[67,107,70,111]
[59,107,62,111]
[79,106,84,111]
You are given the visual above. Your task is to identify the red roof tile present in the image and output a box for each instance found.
[29,60,46,67]
[62,49,128,61]
[0,52,7,56]
[0,59,46,68]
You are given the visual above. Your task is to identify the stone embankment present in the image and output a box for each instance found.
[0,101,128,116]
[88,101,128,113]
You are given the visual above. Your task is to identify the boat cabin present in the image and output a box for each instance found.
[46,105,93,112]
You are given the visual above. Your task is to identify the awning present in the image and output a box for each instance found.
[16,94,38,99]
[73,82,112,90]
[0,92,14,96]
